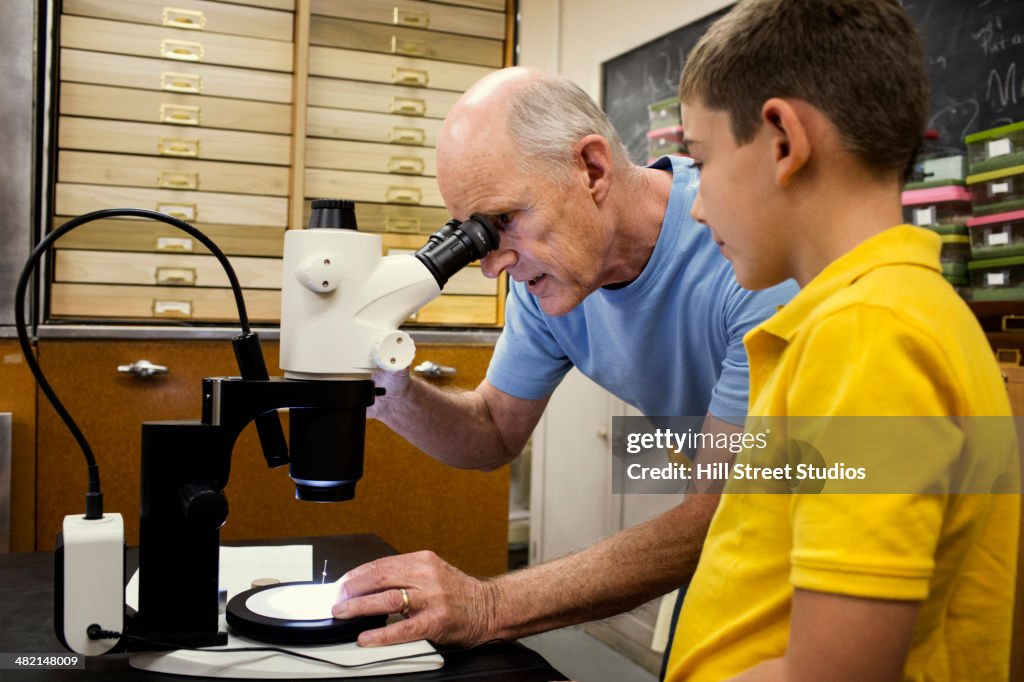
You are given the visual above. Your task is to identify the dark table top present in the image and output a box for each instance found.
[0,534,568,682]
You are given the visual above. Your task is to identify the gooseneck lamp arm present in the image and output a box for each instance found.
[14,207,264,520]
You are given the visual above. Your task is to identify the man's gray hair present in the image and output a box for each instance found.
[504,75,634,184]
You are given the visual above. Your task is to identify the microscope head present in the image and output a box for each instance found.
[279,199,498,501]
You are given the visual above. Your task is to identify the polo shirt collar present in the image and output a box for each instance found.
[755,225,942,343]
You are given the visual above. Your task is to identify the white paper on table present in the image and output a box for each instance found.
[126,545,314,609]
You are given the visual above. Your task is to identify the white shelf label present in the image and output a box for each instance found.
[988,230,1011,245]
[988,138,1013,158]
[991,181,1011,195]
[914,206,936,226]
[987,271,1008,286]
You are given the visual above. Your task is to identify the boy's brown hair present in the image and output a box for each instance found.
[679,0,928,178]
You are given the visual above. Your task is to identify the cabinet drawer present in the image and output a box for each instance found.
[59,151,290,196]
[303,200,450,235]
[54,250,282,289]
[306,107,443,146]
[306,138,436,176]
[53,217,285,257]
[310,0,504,40]
[61,15,293,72]
[59,116,291,166]
[307,77,458,120]
[309,46,492,92]
[55,183,289,228]
[50,283,281,323]
[425,0,506,10]
[60,83,292,134]
[61,48,293,103]
[305,168,443,207]
[411,295,499,325]
[63,0,294,41]
[310,15,502,68]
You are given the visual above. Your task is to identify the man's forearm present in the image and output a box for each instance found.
[484,493,719,640]
[373,375,514,470]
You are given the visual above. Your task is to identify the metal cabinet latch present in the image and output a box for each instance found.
[117,359,169,378]
[413,360,456,378]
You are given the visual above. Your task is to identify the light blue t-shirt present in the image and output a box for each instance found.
[486,156,797,420]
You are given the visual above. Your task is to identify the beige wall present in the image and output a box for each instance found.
[519,0,734,99]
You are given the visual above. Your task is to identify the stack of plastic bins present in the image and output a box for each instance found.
[965,122,1024,300]
[901,184,972,289]
[646,97,687,164]
[967,210,1024,301]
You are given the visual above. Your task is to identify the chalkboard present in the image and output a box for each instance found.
[904,0,1024,155]
[602,1,1024,163]
[602,7,732,164]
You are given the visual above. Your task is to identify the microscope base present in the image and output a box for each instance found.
[128,616,442,678]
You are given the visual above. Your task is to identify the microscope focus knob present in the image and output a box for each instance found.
[296,254,342,293]
[179,482,229,530]
[372,331,416,372]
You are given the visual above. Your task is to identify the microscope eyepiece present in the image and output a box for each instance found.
[415,214,500,288]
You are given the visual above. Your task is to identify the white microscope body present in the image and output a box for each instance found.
[280,199,499,380]
[281,228,435,379]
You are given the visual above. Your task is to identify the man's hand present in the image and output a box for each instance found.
[332,551,498,647]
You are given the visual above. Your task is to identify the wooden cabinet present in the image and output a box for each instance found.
[49,0,512,327]
[34,339,508,577]
[303,1,509,327]
[51,0,296,324]
[0,340,37,553]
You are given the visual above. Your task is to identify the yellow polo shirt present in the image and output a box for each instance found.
[665,225,1018,681]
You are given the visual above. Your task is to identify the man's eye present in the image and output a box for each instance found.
[495,213,513,227]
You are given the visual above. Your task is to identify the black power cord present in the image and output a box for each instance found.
[15,208,251,519]
[86,625,510,670]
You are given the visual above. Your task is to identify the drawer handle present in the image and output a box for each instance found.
[156,202,197,221]
[162,7,206,30]
[390,35,427,57]
[414,360,456,378]
[389,126,425,145]
[384,216,421,233]
[155,236,194,252]
[389,96,426,116]
[159,103,200,126]
[158,137,200,157]
[388,156,425,175]
[117,359,169,378]
[386,187,423,205]
[392,67,428,87]
[155,266,197,286]
[158,171,199,190]
[161,38,204,62]
[393,7,429,27]
[161,71,202,94]
[152,299,193,319]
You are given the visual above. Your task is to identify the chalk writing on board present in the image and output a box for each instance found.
[602,1,1024,161]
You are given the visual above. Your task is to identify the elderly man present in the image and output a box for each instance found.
[331,67,795,647]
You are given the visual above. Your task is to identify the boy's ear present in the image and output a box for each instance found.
[761,98,810,188]
[574,134,614,204]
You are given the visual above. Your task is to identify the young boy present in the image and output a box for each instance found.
[667,1,1018,680]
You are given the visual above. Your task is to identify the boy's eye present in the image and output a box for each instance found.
[691,161,704,172]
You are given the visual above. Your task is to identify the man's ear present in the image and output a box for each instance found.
[574,134,614,204]
[761,98,810,188]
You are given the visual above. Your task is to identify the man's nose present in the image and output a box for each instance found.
[690,192,707,226]
[480,246,517,279]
